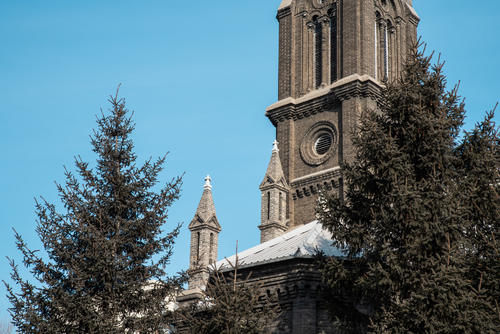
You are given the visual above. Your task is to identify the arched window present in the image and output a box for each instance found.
[313,16,323,88]
[328,7,338,83]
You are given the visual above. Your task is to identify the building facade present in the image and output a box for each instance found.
[180,1,419,332]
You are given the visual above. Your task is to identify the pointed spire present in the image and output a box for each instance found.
[261,140,287,188]
[194,176,216,224]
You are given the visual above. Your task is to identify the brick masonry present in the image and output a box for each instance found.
[270,0,418,228]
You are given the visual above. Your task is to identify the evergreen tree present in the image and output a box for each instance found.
[4,91,184,333]
[317,47,499,333]
[177,256,280,334]
[458,111,499,326]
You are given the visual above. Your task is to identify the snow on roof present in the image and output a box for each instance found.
[216,221,343,270]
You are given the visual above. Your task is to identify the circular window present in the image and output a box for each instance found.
[300,121,337,166]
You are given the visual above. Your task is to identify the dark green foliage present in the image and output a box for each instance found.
[458,110,499,325]
[5,91,184,333]
[317,47,499,333]
[178,260,280,334]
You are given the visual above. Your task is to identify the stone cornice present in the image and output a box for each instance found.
[189,221,221,233]
[291,168,341,189]
[266,74,382,125]
[277,5,291,20]
[332,75,382,102]
[278,0,292,11]
[406,3,420,25]
[290,167,341,188]
[259,182,290,192]
[258,222,287,232]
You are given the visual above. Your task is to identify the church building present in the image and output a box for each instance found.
[178,1,419,332]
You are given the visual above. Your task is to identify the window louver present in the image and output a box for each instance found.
[315,133,332,155]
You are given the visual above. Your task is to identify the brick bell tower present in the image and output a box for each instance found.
[262,0,419,234]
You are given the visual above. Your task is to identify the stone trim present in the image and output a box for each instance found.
[405,3,420,23]
[189,224,221,234]
[332,76,382,101]
[290,167,342,200]
[266,93,336,126]
[277,5,291,19]
[291,166,341,185]
[266,74,382,125]
[278,0,292,11]
[260,183,289,192]
[258,222,287,232]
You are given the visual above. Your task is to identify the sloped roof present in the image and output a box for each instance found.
[216,221,343,270]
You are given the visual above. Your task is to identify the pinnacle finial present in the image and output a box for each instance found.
[272,140,279,153]
[204,175,212,190]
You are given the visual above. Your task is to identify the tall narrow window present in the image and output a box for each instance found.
[267,191,271,220]
[209,233,214,264]
[314,16,323,88]
[375,12,381,80]
[196,232,200,263]
[387,21,394,81]
[279,192,283,220]
[329,8,337,83]
[383,21,389,81]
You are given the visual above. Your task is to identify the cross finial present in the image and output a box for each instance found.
[272,140,279,152]
[204,175,212,190]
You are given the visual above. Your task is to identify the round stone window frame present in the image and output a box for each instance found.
[300,121,338,166]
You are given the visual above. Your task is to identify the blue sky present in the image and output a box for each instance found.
[0,0,499,323]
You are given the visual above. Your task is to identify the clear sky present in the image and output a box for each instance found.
[0,0,499,323]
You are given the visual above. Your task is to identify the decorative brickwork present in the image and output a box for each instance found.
[267,0,416,228]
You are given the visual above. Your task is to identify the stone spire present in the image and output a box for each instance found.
[188,175,221,290]
[193,175,216,224]
[259,141,290,243]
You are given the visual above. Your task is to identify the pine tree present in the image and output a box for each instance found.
[4,90,184,333]
[177,255,280,334]
[317,47,499,333]
[458,111,499,326]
